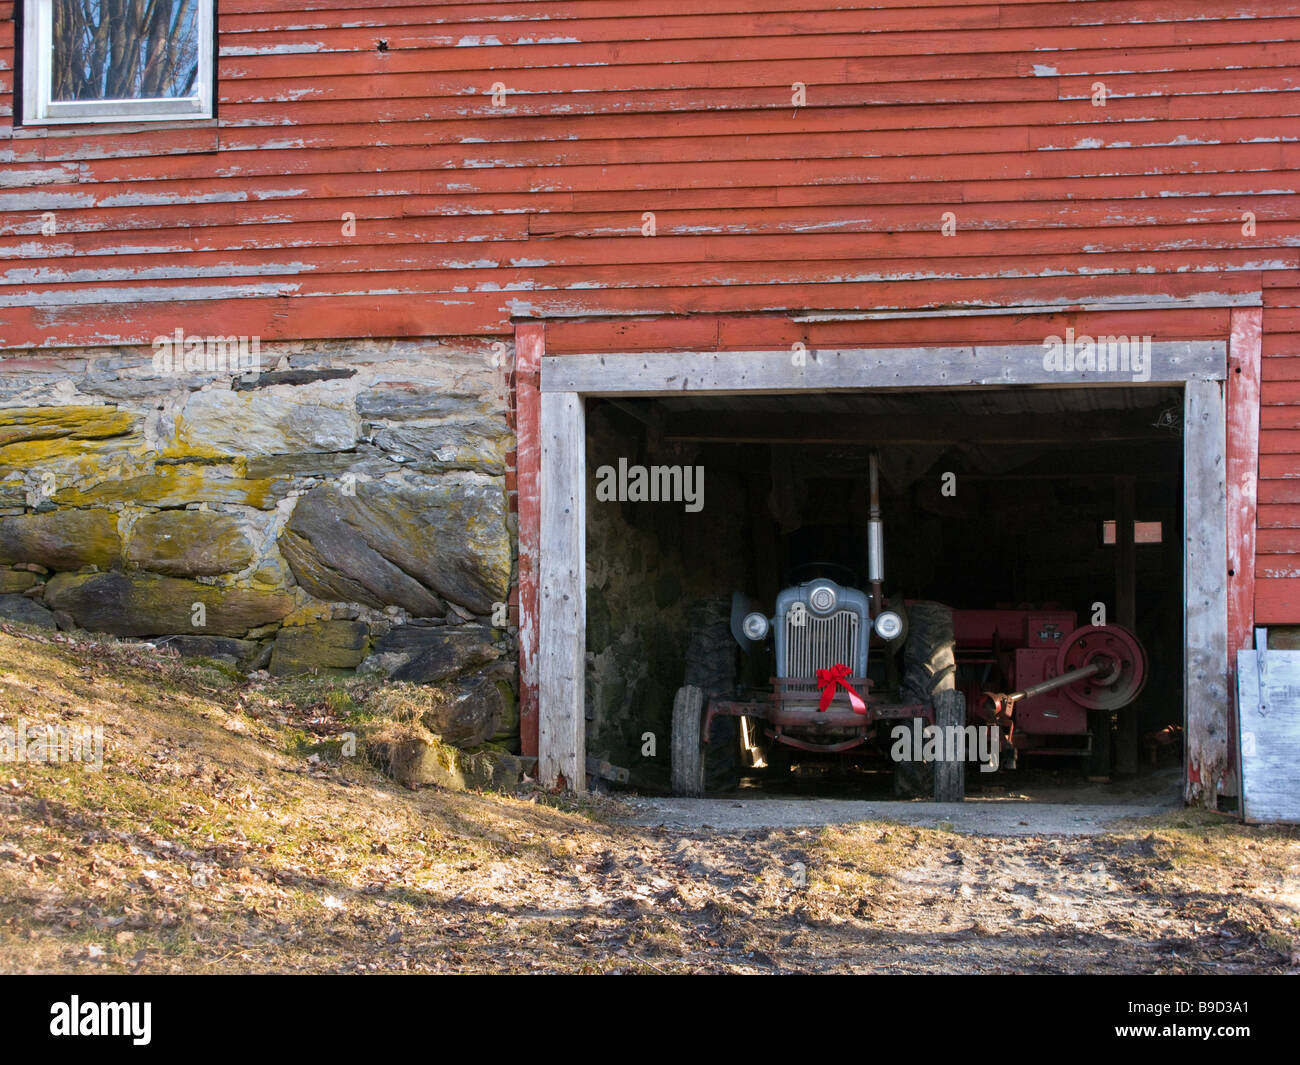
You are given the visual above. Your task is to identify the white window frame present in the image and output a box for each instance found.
[22,0,214,125]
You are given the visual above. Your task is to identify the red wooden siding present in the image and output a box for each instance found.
[1256,295,1300,624]
[1,0,1299,614]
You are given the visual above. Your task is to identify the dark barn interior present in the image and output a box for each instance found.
[584,386,1186,798]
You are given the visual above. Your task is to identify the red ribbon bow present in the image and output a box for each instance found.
[815,663,866,715]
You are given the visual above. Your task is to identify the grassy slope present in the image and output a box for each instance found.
[1,621,1297,974]
[0,622,618,973]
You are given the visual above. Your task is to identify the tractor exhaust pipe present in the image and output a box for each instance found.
[868,451,884,616]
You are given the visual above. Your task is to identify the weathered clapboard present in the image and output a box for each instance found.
[1237,648,1300,824]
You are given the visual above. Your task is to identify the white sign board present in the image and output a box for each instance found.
[1237,648,1300,823]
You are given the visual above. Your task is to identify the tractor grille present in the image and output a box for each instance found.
[783,608,860,690]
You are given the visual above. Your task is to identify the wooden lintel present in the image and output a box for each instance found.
[542,343,1227,396]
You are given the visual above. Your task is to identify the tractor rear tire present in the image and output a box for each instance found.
[895,601,962,801]
[682,597,742,793]
[902,601,958,704]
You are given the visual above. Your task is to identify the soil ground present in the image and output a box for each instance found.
[1,623,1297,974]
[627,796,1180,834]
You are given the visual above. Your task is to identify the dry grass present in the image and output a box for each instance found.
[0,622,614,973]
[2,619,1297,974]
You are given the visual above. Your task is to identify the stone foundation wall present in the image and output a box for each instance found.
[0,337,518,747]
[584,410,750,777]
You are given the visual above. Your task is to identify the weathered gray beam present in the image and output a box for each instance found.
[538,391,586,792]
[542,343,1226,396]
[1184,379,1229,808]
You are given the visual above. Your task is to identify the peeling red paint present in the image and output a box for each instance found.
[514,322,544,758]
[1,3,1298,640]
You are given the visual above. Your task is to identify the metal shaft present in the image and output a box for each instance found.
[1002,660,1107,705]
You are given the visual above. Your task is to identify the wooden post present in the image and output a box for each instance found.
[1225,307,1262,799]
[514,322,544,758]
[539,391,586,791]
[1115,475,1138,776]
[1184,379,1230,808]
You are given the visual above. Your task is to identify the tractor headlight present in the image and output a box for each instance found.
[807,582,838,615]
[742,612,770,641]
[873,610,904,641]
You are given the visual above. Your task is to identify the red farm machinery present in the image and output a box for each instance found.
[670,453,1148,801]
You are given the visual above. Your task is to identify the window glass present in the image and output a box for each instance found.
[50,0,201,103]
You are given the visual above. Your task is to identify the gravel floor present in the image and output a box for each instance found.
[622,796,1182,834]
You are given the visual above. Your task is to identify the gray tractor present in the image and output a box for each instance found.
[670,454,967,801]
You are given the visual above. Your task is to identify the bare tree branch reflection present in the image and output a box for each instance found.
[51,0,200,102]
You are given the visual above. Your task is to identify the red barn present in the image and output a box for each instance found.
[1,1,1296,807]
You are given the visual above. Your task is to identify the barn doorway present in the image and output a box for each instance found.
[583,387,1185,799]
[531,341,1232,803]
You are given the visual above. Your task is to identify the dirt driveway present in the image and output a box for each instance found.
[597,800,1298,973]
[624,796,1181,834]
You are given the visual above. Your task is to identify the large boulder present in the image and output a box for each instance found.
[0,406,139,468]
[127,510,255,577]
[269,620,369,676]
[161,634,268,671]
[0,510,122,570]
[367,674,511,750]
[180,385,361,457]
[43,572,294,637]
[356,384,494,422]
[360,725,468,791]
[361,723,529,791]
[0,594,56,629]
[279,475,509,617]
[0,570,38,593]
[421,675,510,749]
[369,624,502,683]
[371,418,512,474]
[53,464,290,510]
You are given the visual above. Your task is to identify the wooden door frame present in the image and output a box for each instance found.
[516,326,1245,803]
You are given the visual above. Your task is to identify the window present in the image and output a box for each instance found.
[23,0,213,124]
[1102,520,1163,546]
